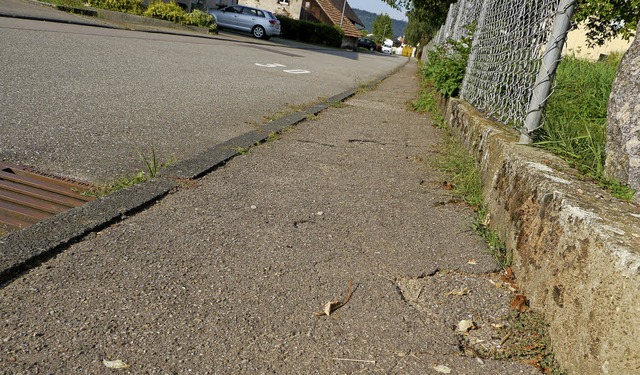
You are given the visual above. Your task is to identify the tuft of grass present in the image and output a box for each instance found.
[267,132,281,142]
[411,84,446,128]
[328,101,350,109]
[434,133,512,269]
[536,54,635,200]
[140,147,160,178]
[355,80,377,95]
[232,146,251,155]
[88,147,171,197]
[475,311,566,374]
[262,101,318,123]
[418,82,511,269]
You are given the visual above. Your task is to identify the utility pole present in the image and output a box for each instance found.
[340,0,347,28]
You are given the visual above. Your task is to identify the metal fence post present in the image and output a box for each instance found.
[519,0,576,144]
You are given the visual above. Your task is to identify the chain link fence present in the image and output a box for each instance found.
[424,0,575,142]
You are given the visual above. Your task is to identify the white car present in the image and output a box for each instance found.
[209,5,281,39]
[381,39,394,54]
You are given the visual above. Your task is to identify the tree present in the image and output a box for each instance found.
[574,0,640,45]
[372,14,394,42]
[384,0,455,44]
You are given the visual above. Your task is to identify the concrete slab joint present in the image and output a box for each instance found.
[444,98,640,375]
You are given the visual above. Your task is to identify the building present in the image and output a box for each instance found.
[564,23,634,61]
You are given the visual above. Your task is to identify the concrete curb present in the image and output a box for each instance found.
[0,68,399,286]
[445,99,640,375]
[0,178,177,285]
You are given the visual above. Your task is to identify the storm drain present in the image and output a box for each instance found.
[0,163,94,232]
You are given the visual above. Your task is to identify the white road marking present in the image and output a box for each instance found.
[283,69,311,74]
[255,63,287,68]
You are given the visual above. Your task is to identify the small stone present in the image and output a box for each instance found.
[316,211,324,216]
[250,205,257,210]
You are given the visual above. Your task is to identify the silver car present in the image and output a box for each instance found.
[209,5,281,39]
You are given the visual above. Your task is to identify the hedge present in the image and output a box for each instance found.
[276,16,343,47]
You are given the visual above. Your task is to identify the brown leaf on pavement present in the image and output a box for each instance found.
[511,294,530,312]
[314,278,354,317]
[447,288,470,296]
[102,359,130,369]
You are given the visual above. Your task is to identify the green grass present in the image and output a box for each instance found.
[468,310,566,374]
[413,84,511,268]
[88,147,171,197]
[412,83,446,128]
[328,101,350,109]
[232,146,251,155]
[537,54,635,200]
[435,132,512,269]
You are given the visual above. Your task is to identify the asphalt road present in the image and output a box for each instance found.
[0,16,405,182]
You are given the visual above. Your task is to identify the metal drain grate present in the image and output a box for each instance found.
[0,162,95,232]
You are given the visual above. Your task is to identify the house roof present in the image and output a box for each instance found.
[329,0,364,28]
[314,0,362,38]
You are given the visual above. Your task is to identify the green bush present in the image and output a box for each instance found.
[186,9,214,28]
[144,0,188,23]
[143,2,216,30]
[87,0,144,14]
[276,16,343,47]
[422,33,472,98]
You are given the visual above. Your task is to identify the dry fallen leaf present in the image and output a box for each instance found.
[433,364,452,373]
[102,359,130,369]
[314,279,354,317]
[491,323,506,329]
[457,319,476,333]
[467,259,478,265]
[511,294,530,312]
[447,288,470,296]
[482,212,491,226]
[442,181,454,190]
[323,300,341,316]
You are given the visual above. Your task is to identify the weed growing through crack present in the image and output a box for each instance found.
[140,147,160,178]
[328,101,350,109]
[412,77,510,267]
[418,89,511,268]
[468,311,566,374]
[355,79,378,95]
[87,147,172,197]
[232,146,251,155]
[267,132,281,142]
[434,133,511,268]
[411,84,446,128]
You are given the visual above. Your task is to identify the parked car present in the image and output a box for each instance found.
[381,38,394,54]
[357,38,377,51]
[209,5,281,39]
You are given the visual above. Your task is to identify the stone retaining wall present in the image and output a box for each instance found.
[444,99,640,374]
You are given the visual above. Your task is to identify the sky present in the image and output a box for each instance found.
[347,0,408,21]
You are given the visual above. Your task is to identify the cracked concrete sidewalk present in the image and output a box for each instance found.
[0,63,540,374]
